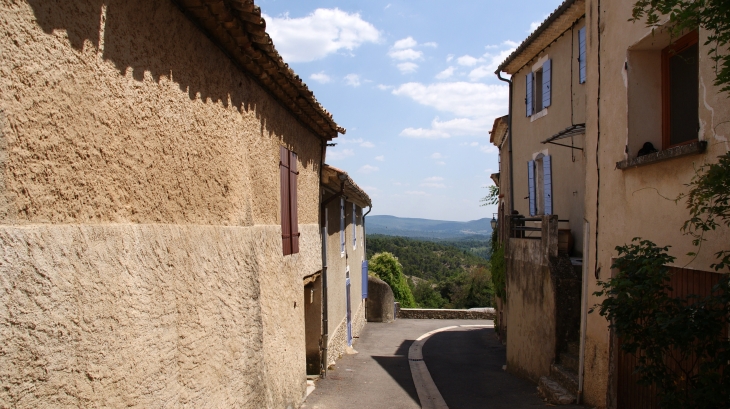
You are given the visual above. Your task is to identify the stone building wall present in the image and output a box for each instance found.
[0,1,325,407]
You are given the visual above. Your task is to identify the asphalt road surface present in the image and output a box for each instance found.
[301,319,587,409]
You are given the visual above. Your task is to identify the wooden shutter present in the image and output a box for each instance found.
[542,59,552,108]
[362,260,369,299]
[528,160,536,216]
[578,27,587,84]
[289,150,300,254]
[526,72,533,116]
[280,146,292,256]
[340,198,345,253]
[352,203,357,249]
[543,155,553,215]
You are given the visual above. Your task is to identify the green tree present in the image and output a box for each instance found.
[631,0,730,92]
[369,252,416,307]
[412,280,446,308]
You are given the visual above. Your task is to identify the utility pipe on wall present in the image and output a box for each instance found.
[495,71,514,215]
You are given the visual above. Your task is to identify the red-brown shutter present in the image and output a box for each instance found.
[280,146,292,256]
[289,150,300,254]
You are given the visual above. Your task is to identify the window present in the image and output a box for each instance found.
[578,27,586,84]
[662,30,699,148]
[528,154,553,216]
[352,203,357,250]
[340,197,345,255]
[280,146,299,256]
[526,59,552,117]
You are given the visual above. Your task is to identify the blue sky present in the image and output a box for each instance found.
[258,0,563,221]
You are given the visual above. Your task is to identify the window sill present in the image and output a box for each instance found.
[616,141,707,170]
[530,108,548,122]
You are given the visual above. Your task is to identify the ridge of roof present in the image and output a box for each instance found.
[174,0,344,140]
[322,165,372,207]
[496,0,585,75]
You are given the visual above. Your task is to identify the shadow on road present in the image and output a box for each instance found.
[371,339,420,406]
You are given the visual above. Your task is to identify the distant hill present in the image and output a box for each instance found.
[365,215,492,240]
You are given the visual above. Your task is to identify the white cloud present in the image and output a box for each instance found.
[359,164,379,174]
[423,176,444,182]
[435,66,455,79]
[400,127,449,139]
[328,148,354,161]
[361,185,379,192]
[457,55,479,66]
[421,183,446,188]
[471,141,479,146]
[446,54,454,62]
[480,145,498,154]
[360,141,375,148]
[375,155,385,162]
[529,15,549,33]
[405,191,427,195]
[436,161,446,165]
[393,82,508,118]
[422,42,438,48]
[345,74,361,87]
[384,4,391,9]
[397,62,419,74]
[310,72,332,83]
[377,84,392,90]
[467,47,516,80]
[389,48,423,61]
[393,36,418,49]
[430,152,443,159]
[263,9,380,63]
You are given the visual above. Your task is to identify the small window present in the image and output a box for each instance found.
[280,146,299,256]
[340,198,345,255]
[527,154,553,216]
[662,30,699,149]
[526,59,552,116]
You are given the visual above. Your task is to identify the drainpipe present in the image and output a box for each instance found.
[495,70,514,215]
[319,180,345,378]
[362,205,372,319]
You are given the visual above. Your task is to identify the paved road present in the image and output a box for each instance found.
[301,319,586,409]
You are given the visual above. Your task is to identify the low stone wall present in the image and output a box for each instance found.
[397,308,496,320]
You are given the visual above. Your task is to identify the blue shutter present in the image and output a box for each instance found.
[352,203,357,249]
[526,72,533,116]
[340,198,345,253]
[578,27,587,84]
[362,260,369,299]
[543,155,553,215]
[542,59,552,108]
[528,161,536,216]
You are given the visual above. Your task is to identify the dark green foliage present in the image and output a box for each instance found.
[489,240,506,301]
[593,239,730,409]
[368,252,416,308]
[366,234,489,281]
[366,235,493,308]
[631,0,730,93]
[679,153,730,271]
[411,280,446,309]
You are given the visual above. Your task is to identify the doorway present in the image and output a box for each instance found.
[304,272,323,375]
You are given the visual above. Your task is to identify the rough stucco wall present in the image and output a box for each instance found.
[510,17,587,254]
[0,224,267,408]
[582,1,730,408]
[505,238,557,383]
[0,1,325,407]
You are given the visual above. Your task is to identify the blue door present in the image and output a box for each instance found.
[346,277,352,346]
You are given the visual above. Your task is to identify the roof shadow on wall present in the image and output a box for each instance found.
[25,0,319,170]
[370,339,420,406]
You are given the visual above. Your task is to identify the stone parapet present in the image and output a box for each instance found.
[397,308,496,320]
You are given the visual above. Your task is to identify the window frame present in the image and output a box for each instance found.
[661,30,699,150]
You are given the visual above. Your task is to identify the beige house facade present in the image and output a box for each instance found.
[581,1,730,407]
[0,0,345,407]
[319,165,371,370]
[495,0,730,407]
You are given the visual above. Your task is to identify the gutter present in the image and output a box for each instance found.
[495,71,515,215]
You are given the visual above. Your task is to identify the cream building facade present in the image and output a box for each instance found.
[0,0,346,407]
